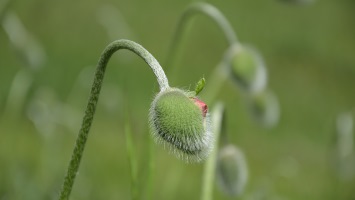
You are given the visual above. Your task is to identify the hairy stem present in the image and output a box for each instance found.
[58,39,169,200]
[165,2,238,72]
[201,103,225,200]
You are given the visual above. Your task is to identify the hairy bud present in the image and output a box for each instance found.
[149,88,213,162]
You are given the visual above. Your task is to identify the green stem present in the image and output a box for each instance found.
[58,39,169,200]
[165,2,238,72]
[203,44,240,104]
[125,121,138,200]
[201,103,225,200]
[145,135,155,200]
[203,64,227,104]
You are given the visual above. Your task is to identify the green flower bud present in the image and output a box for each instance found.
[149,88,212,162]
[227,45,267,94]
[216,145,248,197]
[248,90,280,128]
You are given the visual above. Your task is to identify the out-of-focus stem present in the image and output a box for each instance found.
[165,2,239,73]
[201,103,225,200]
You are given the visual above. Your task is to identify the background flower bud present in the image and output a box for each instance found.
[228,45,267,94]
[216,145,248,197]
[149,88,213,162]
[248,90,280,128]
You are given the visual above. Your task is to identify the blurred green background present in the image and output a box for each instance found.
[1,0,355,199]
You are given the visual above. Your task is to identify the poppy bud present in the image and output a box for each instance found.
[248,90,280,128]
[227,45,267,94]
[149,88,213,162]
[216,145,248,197]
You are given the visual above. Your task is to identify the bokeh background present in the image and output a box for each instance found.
[1,0,355,199]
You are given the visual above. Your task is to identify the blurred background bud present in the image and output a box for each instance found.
[216,144,248,197]
[247,90,280,128]
[227,45,268,94]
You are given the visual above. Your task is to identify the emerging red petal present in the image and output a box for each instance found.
[192,98,208,118]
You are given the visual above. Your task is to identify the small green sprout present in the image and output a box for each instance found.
[195,77,206,96]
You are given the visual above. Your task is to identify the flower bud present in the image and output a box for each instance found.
[216,145,248,197]
[227,45,267,94]
[149,88,213,162]
[248,90,280,128]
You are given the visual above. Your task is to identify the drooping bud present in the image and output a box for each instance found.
[216,145,248,197]
[226,44,267,94]
[248,90,280,128]
[149,88,213,162]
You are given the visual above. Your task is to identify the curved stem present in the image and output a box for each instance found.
[165,2,238,71]
[203,44,239,104]
[201,103,225,200]
[203,64,227,104]
[58,39,169,200]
